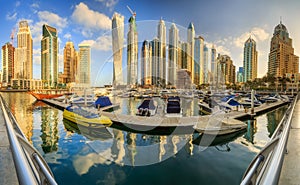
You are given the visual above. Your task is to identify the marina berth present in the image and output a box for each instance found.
[63,104,112,127]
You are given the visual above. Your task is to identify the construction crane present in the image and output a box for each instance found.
[10,28,15,46]
[126,5,136,17]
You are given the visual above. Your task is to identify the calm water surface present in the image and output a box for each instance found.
[1,92,287,185]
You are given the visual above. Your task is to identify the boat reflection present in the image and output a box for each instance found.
[243,119,257,144]
[192,129,246,147]
[63,119,113,141]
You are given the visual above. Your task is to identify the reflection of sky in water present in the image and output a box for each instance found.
[0,92,287,185]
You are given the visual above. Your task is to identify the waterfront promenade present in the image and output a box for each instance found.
[0,104,18,184]
[279,99,300,185]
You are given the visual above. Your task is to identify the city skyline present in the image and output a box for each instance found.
[1,0,300,86]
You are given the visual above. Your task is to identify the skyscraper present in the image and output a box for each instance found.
[63,41,77,83]
[203,44,209,84]
[237,67,244,83]
[2,43,14,86]
[141,40,152,86]
[187,22,195,84]
[168,23,179,86]
[217,54,236,85]
[127,14,138,86]
[157,18,166,86]
[78,44,91,85]
[41,24,58,88]
[112,13,124,86]
[268,21,299,77]
[15,20,33,80]
[151,37,159,86]
[211,45,217,85]
[243,36,257,82]
[194,36,204,85]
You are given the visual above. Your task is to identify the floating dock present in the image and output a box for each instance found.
[41,98,288,135]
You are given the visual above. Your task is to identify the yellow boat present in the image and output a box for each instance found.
[63,105,112,127]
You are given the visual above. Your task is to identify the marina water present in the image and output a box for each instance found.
[1,92,287,185]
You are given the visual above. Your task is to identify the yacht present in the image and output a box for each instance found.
[136,98,157,116]
[165,96,182,117]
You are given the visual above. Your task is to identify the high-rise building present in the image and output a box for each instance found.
[203,44,209,84]
[268,21,299,77]
[78,44,91,85]
[41,24,58,88]
[237,67,244,83]
[2,43,14,86]
[168,23,179,86]
[127,14,138,86]
[194,36,204,85]
[141,40,152,86]
[211,45,217,85]
[243,36,257,82]
[187,22,195,84]
[62,41,77,83]
[217,54,236,85]
[151,37,159,86]
[112,13,124,86]
[157,18,166,86]
[15,20,33,80]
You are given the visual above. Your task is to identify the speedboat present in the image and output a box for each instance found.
[63,105,112,127]
[69,94,95,105]
[165,96,182,117]
[180,91,194,99]
[239,95,262,108]
[218,95,243,112]
[198,96,220,115]
[136,98,157,116]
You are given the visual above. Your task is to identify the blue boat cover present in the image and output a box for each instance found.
[95,96,112,108]
[138,99,156,110]
[227,99,240,106]
[221,95,236,102]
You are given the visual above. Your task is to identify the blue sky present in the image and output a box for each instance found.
[1,0,300,86]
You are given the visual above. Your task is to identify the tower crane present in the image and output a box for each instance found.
[126,5,136,17]
[10,28,15,46]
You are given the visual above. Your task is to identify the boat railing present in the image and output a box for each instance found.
[0,95,57,185]
[240,93,298,185]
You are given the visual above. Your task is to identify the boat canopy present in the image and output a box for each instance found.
[221,95,236,102]
[95,96,112,108]
[138,99,156,110]
[227,99,241,106]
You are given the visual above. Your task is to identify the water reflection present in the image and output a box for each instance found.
[267,107,286,137]
[244,119,257,144]
[0,92,290,185]
[40,107,59,153]
[1,92,34,143]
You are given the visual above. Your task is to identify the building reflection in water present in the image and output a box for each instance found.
[1,92,34,143]
[40,107,59,153]
[244,119,257,144]
[267,107,285,137]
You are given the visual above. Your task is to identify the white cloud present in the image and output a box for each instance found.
[80,35,112,51]
[234,27,270,48]
[71,2,111,32]
[15,1,20,7]
[6,12,17,21]
[33,49,41,65]
[96,0,119,10]
[38,11,68,29]
[31,3,39,9]
[215,45,231,56]
[63,33,72,40]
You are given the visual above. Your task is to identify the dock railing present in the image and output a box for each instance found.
[240,93,298,185]
[0,95,57,185]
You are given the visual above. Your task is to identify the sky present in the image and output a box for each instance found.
[1,0,300,86]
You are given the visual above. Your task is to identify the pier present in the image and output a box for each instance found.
[40,97,289,135]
